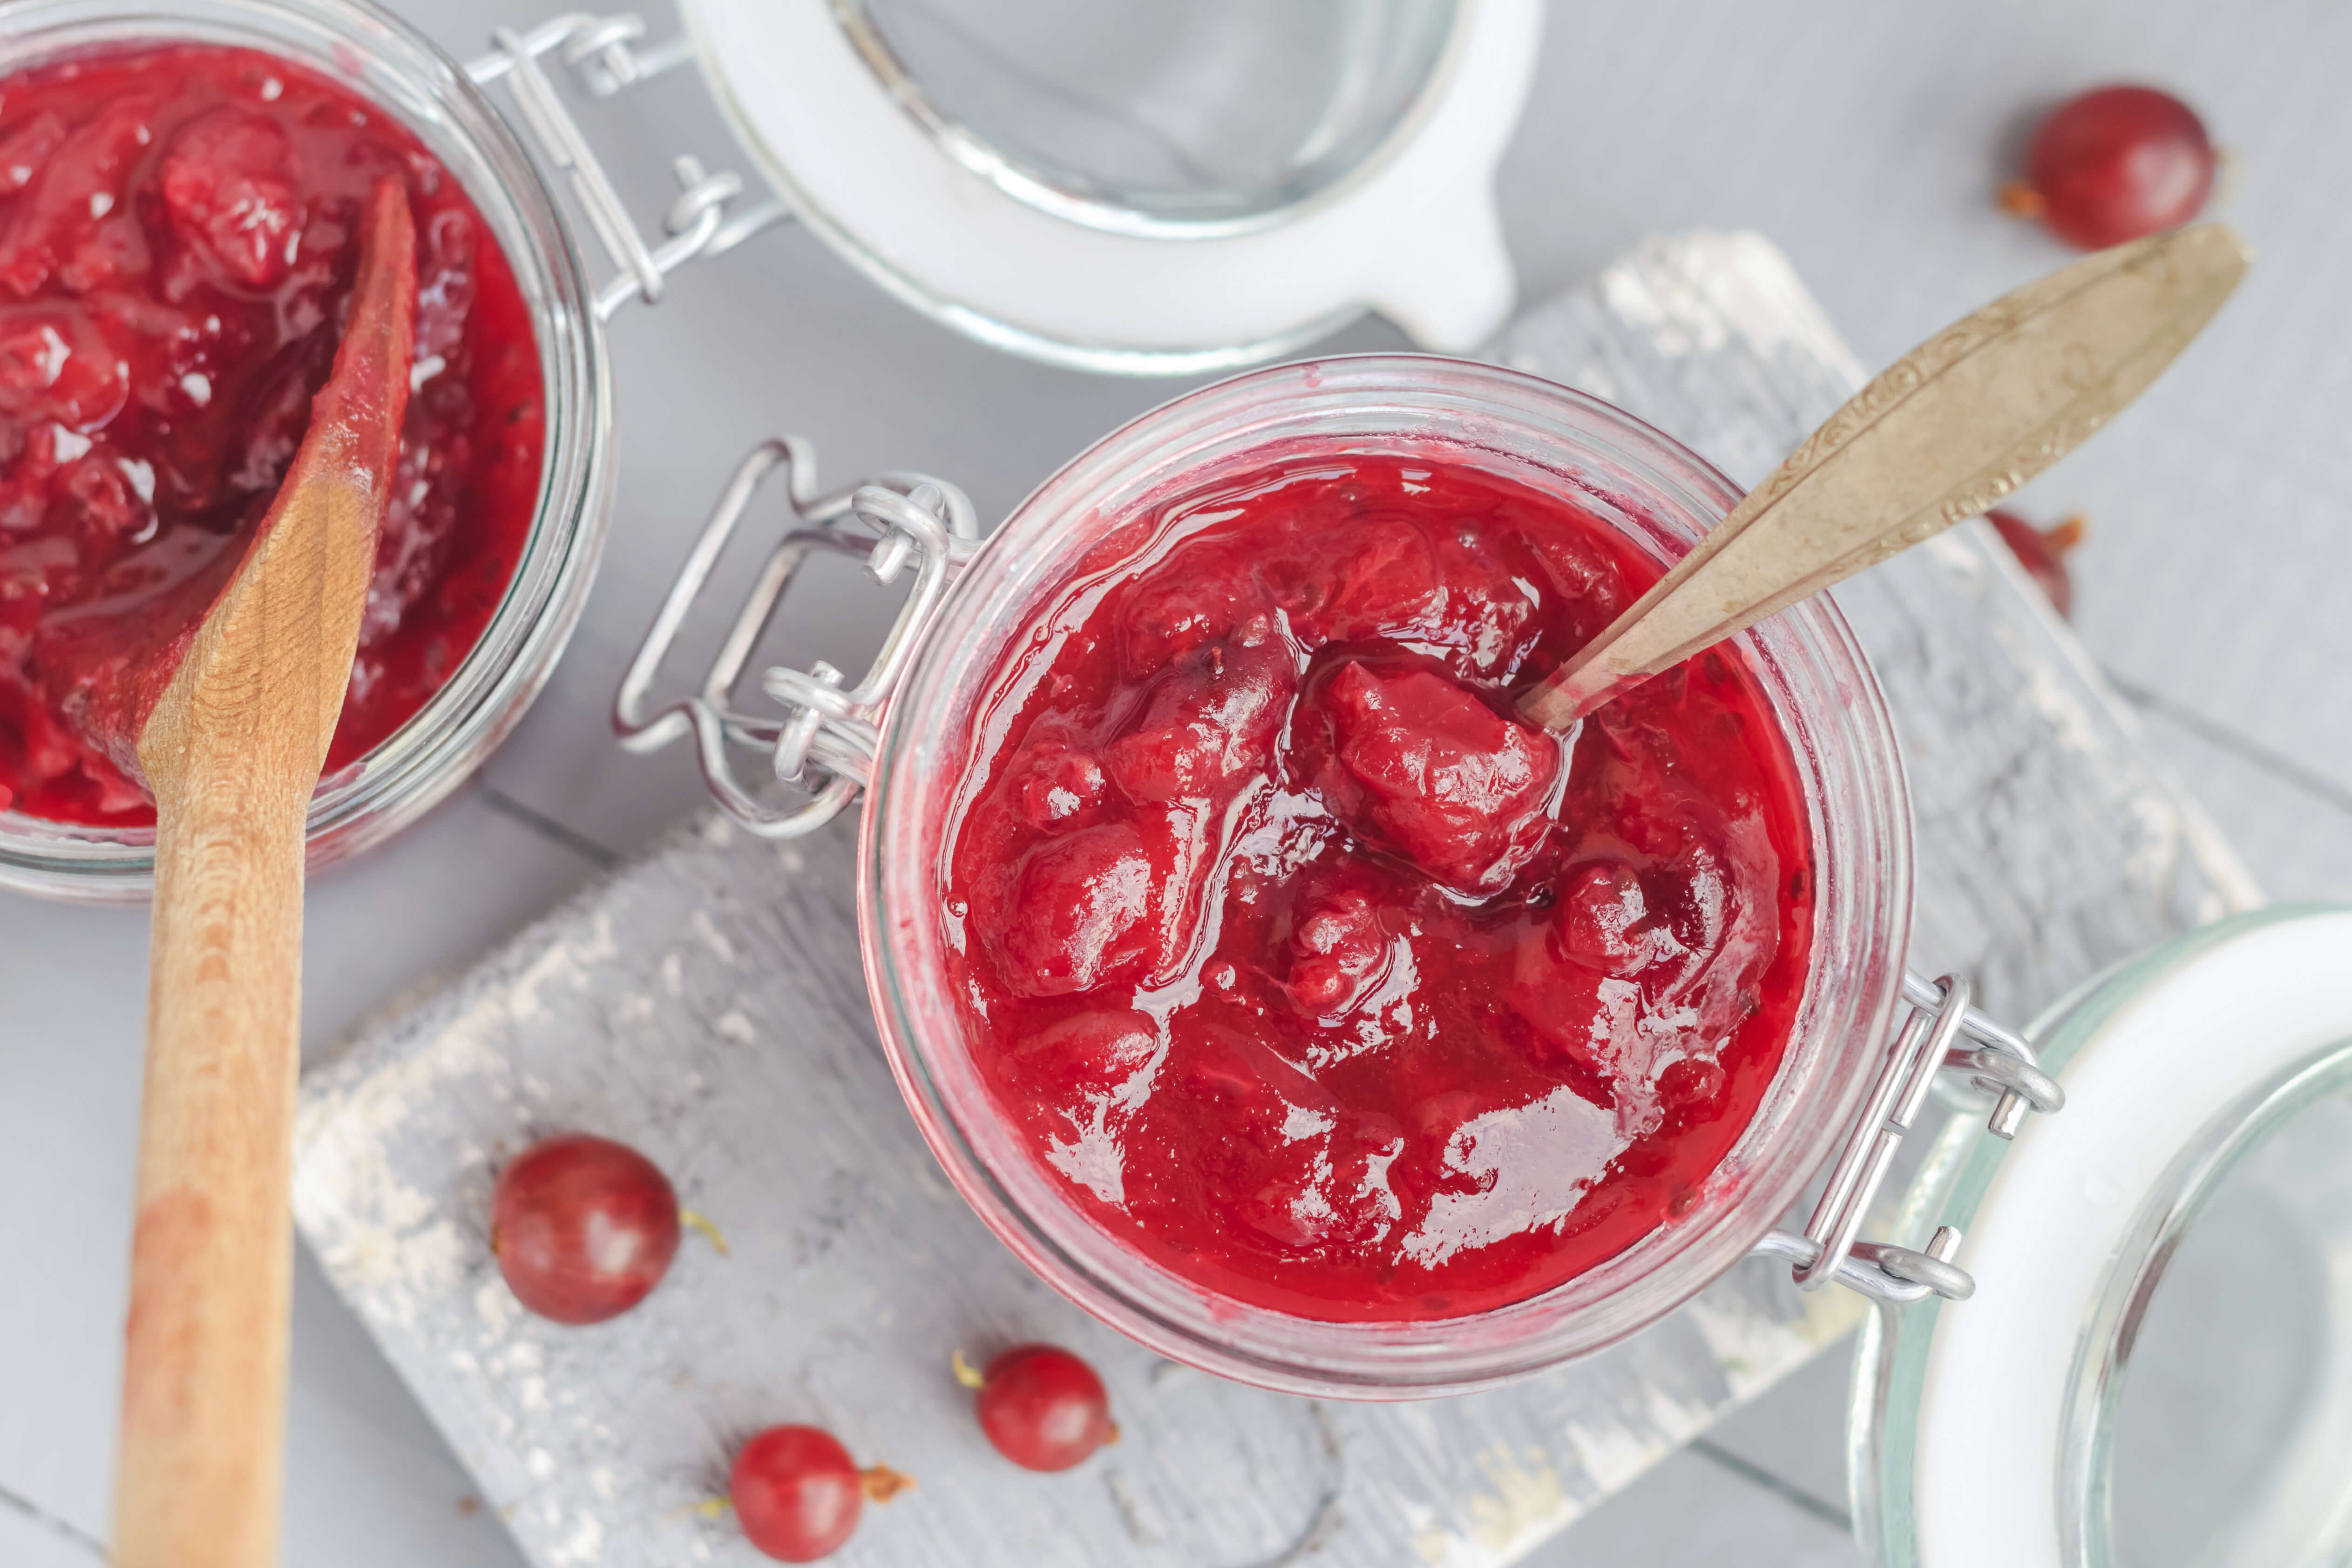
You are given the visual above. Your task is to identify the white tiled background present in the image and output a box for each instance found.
[6,1,2352,1563]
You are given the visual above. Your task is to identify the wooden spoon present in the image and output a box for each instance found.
[1519,223,2251,729]
[105,179,414,1568]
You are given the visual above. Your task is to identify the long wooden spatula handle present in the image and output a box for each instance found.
[110,181,414,1568]
[115,752,314,1567]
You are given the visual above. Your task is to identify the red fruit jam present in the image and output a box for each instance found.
[943,453,1815,1321]
[0,44,542,824]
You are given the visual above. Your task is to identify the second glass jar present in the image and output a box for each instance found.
[859,356,1917,1397]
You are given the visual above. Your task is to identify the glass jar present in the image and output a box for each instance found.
[0,0,617,901]
[685,0,1537,371]
[1849,903,2352,1567]
[759,355,1922,1396]
[829,0,1463,238]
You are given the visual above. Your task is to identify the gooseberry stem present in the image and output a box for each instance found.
[861,1465,916,1503]
[678,1208,731,1256]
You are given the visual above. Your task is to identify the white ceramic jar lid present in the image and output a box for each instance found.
[679,0,1540,372]
[1862,906,2352,1567]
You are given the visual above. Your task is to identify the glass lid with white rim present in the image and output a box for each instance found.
[2092,1050,2352,1567]
[683,0,1540,371]
[1852,905,2352,1568]
[831,0,1461,236]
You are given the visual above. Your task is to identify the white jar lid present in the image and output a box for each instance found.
[679,0,1540,372]
[1860,906,2352,1567]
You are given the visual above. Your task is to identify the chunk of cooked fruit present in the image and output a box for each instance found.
[1552,860,1681,978]
[0,300,129,428]
[1283,881,1390,1017]
[160,110,305,289]
[1007,737,1108,831]
[1102,626,1293,804]
[0,97,153,297]
[1013,1007,1159,1093]
[1283,514,1444,644]
[1115,537,1270,675]
[1306,659,1559,896]
[988,822,1163,998]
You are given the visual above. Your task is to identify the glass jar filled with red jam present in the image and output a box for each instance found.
[0,0,614,898]
[841,358,1916,1396]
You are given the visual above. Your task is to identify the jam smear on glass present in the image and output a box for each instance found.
[943,453,1816,1322]
[0,43,542,824]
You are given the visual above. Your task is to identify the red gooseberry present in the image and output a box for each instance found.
[1986,508,2086,618]
[961,1344,1118,1472]
[729,1425,911,1563]
[489,1134,682,1325]
[2000,85,2216,250]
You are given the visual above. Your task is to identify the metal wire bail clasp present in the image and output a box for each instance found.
[615,439,980,838]
[1754,971,2065,1306]
[468,14,788,319]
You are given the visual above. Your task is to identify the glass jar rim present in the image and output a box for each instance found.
[861,354,1915,1397]
[825,0,1465,241]
[1849,902,2352,1567]
[0,0,614,901]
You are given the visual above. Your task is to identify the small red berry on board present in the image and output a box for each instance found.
[727,1425,912,1562]
[1986,508,2087,618]
[490,1134,690,1324]
[955,1345,1118,1472]
[2000,85,2216,250]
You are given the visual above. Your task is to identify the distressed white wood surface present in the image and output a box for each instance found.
[291,233,2250,1568]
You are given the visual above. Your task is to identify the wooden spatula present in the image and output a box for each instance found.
[105,179,415,1568]
[1519,223,2250,729]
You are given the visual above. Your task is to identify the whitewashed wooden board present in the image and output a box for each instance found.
[292,232,2254,1568]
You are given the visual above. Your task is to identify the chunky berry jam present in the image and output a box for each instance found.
[0,44,542,824]
[943,453,1815,1321]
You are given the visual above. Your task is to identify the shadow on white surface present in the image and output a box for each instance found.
[2110,684,2352,906]
[0,1502,100,1568]
[287,1249,526,1568]
[1518,1445,1858,1568]
[1700,1341,1859,1529]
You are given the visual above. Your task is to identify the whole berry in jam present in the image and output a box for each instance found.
[2000,85,2215,250]
[729,1426,911,1563]
[1986,508,2086,618]
[960,1345,1117,1472]
[490,1135,681,1325]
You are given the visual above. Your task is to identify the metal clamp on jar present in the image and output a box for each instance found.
[462,11,785,319]
[616,356,2069,1396]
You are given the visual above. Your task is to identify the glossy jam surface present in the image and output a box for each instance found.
[943,453,1816,1322]
[0,44,543,823]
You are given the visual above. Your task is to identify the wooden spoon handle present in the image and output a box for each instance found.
[1520,222,2250,729]
[111,180,415,1568]
[115,458,393,1568]
[115,764,312,1568]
